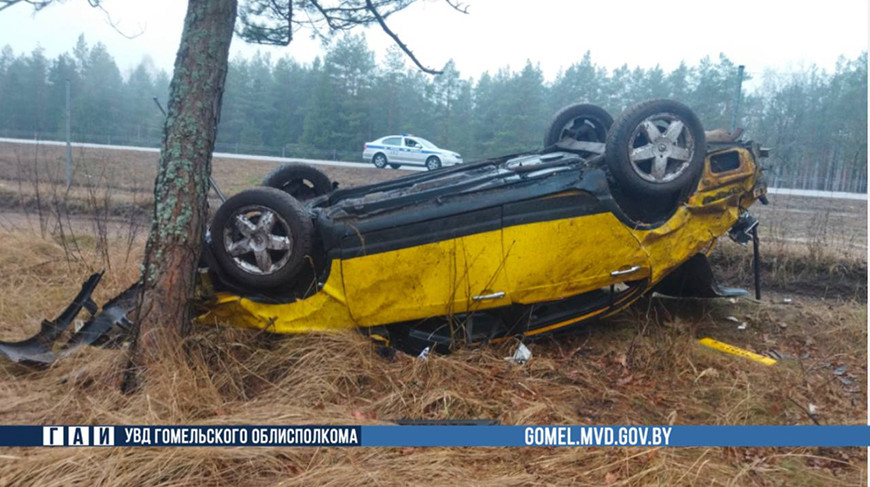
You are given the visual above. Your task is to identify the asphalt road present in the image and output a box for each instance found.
[0,137,864,200]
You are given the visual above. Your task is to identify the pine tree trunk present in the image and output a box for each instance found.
[125,0,237,388]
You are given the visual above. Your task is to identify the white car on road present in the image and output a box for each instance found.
[362,135,462,170]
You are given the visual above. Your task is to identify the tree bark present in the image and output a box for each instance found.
[125,0,238,388]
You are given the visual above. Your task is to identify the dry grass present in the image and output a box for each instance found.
[754,192,867,262]
[711,239,867,302]
[0,141,866,486]
[0,231,865,486]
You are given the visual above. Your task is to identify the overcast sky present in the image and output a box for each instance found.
[0,0,867,82]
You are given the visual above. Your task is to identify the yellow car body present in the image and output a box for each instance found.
[201,143,765,344]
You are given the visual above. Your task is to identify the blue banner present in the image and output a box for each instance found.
[2,425,868,447]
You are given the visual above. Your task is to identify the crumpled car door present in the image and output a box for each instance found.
[501,191,651,305]
[339,207,511,326]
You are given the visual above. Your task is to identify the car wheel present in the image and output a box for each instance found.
[261,162,332,201]
[543,103,613,151]
[605,99,705,197]
[425,156,441,171]
[372,153,388,169]
[210,187,314,290]
[389,163,402,170]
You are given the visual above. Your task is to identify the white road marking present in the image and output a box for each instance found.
[766,187,866,201]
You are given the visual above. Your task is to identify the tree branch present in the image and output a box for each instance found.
[444,0,469,14]
[90,1,146,40]
[0,0,53,13]
[365,0,442,75]
[308,0,340,30]
[1,0,144,39]
[238,0,294,45]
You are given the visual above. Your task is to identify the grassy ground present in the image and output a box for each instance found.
[0,142,866,486]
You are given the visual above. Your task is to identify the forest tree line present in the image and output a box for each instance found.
[0,34,865,192]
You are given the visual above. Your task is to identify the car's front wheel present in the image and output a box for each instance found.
[210,187,314,290]
[605,99,705,197]
[425,156,441,171]
[372,153,388,169]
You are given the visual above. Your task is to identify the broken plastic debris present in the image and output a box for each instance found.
[807,404,818,415]
[417,346,430,360]
[737,323,747,330]
[698,338,777,366]
[725,316,740,323]
[833,365,847,376]
[782,298,793,304]
[728,298,738,304]
[505,342,532,365]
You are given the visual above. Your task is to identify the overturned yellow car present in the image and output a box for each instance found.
[0,99,767,362]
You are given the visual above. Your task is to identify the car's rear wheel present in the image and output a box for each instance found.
[544,103,613,152]
[605,99,705,197]
[389,163,402,170]
[262,163,332,201]
[210,187,314,290]
[426,156,441,171]
[372,153,388,169]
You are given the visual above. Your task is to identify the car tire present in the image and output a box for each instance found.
[389,163,402,170]
[425,156,441,171]
[543,103,613,149]
[210,187,314,290]
[372,153,388,169]
[605,99,705,197]
[262,162,332,201]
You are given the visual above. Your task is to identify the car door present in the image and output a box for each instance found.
[501,191,650,305]
[339,207,511,326]
[402,137,425,165]
[380,136,402,163]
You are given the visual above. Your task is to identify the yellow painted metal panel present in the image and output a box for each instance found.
[629,207,718,284]
[197,261,358,333]
[454,231,512,313]
[341,230,510,326]
[503,212,650,304]
[699,337,777,366]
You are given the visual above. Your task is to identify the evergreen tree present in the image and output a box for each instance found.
[0,33,864,190]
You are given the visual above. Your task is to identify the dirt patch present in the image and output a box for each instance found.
[0,142,408,194]
[754,192,867,261]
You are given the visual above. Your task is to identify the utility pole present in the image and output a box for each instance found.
[65,79,72,187]
[729,65,745,133]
